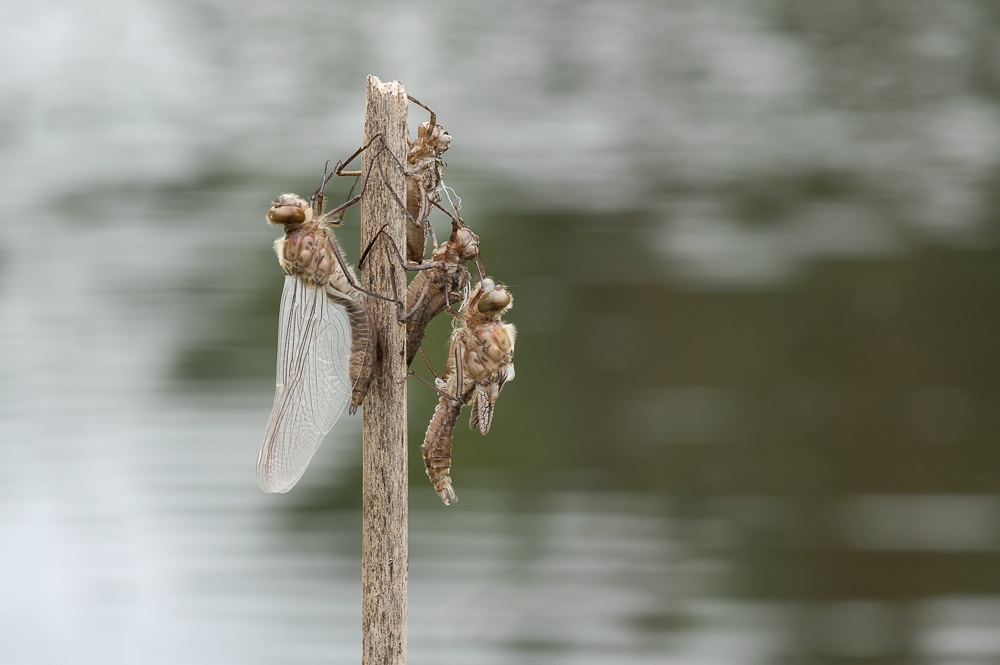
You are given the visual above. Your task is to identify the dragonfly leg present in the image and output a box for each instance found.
[310,160,336,216]
[406,94,437,128]
[326,235,398,304]
[408,342,463,404]
[336,132,426,180]
[333,133,386,178]
[408,370,453,400]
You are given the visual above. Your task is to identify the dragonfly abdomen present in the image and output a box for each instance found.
[422,393,464,505]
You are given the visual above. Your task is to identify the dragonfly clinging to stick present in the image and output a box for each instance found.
[336,95,451,263]
[420,278,516,504]
[256,164,388,494]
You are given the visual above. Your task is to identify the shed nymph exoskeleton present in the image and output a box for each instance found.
[335,95,451,263]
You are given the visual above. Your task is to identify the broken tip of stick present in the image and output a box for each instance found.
[368,74,405,96]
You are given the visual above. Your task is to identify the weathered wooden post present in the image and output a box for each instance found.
[359,76,408,665]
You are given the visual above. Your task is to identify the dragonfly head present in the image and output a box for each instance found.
[267,194,312,226]
[416,121,451,155]
[473,278,512,315]
[452,224,480,261]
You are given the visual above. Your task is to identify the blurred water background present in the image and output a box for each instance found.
[3,1,1000,663]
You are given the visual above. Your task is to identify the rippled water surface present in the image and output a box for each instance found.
[3,1,1000,663]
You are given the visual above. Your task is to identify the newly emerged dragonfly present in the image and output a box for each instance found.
[256,169,380,494]
[421,279,516,505]
[337,95,451,263]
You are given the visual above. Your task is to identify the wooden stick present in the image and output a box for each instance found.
[360,75,408,665]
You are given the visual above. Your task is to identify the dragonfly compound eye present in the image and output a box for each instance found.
[268,205,307,225]
[477,288,510,313]
[267,194,310,225]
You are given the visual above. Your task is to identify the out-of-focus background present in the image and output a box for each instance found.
[3,1,1000,663]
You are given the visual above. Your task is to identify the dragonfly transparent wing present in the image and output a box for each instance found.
[257,275,353,493]
[469,363,513,435]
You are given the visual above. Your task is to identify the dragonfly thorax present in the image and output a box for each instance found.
[278,226,352,291]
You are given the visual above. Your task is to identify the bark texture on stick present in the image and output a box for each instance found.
[360,75,408,665]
